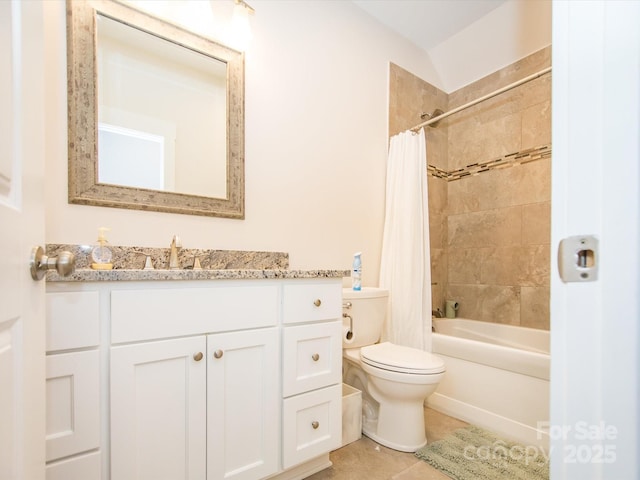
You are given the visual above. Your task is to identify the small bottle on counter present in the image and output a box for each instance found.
[90,227,113,270]
[352,252,362,291]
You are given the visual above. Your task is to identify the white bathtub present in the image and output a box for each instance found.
[428,318,550,448]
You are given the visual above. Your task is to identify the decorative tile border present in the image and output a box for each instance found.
[428,144,551,182]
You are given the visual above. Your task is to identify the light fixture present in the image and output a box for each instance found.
[234,0,255,16]
[228,0,254,51]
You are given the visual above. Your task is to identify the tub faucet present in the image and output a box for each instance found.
[432,308,444,318]
[169,235,182,270]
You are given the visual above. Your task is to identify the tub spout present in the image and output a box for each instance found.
[432,308,444,318]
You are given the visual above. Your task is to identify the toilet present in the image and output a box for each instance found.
[342,287,445,452]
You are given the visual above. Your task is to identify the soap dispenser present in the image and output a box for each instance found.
[90,227,113,270]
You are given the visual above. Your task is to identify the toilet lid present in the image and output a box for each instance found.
[360,342,445,374]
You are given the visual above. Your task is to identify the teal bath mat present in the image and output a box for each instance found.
[415,425,549,480]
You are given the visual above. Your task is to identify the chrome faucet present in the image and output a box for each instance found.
[169,235,182,270]
[432,308,444,318]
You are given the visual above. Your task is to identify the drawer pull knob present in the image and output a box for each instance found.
[311,421,319,429]
[313,299,322,307]
[311,353,320,362]
[193,352,204,362]
[213,350,224,359]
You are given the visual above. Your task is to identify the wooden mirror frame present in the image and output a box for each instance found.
[67,0,245,218]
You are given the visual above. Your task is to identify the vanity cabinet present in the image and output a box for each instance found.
[110,329,278,480]
[46,276,343,480]
[109,285,280,480]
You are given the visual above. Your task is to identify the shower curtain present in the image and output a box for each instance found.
[379,128,432,350]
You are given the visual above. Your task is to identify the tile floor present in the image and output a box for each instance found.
[306,408,468,479]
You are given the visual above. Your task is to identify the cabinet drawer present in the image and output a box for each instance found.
[46,350,100,462]
[111,285,279,343]
[282,321,342,397]
[282,282,341,324]
[282,384,341,469]
[46,291,99,352]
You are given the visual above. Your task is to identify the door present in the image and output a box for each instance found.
[550,1,640,478]
[207,328,279,480]
[110,336,207,480]
[0,2,47,480]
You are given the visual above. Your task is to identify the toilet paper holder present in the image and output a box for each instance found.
[342,313,353,340]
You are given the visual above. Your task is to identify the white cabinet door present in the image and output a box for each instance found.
[46,350,100,462]
[111,336,207,480]
[207,328,279,480]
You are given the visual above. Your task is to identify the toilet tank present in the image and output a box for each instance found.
[342,287,389,348]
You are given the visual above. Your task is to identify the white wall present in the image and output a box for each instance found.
[44,0,438,286]
[428,0,552,92]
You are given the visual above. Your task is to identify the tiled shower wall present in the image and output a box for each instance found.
[389,46,551,330]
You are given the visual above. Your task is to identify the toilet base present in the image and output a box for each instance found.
[361,398,429,452]
[362,426,427,453]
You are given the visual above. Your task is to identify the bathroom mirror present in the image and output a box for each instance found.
[67,0,245,218]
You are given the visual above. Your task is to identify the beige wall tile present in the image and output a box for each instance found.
[427,176,448,216]
[521,286,550,329]
[426,127,448,170]
[448,160,551,215]
[448,206,522,248]
[506,159,551,205]
[479,245,549,287]
[522,100,551,149]
[448,112,522,171]
[430,248,447,313]
[446,284,521,325]
[429,214,445,250]
[518,245,550,287]
[448,248,483,285]
[522,202,551,245]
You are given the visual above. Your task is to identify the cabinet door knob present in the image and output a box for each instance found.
[213,349,224,359]
[313,299,322,307]
[311,421,319,429]
[311,353,320,362]
[193,352,203,361]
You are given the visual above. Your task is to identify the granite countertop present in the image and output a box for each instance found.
[46,268,351,282]
[45,244,349,282]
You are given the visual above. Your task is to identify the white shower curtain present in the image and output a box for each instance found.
[379,128,432,351]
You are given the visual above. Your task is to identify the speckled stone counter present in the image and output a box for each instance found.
[45,244,349,282]
[46,268,350,282]
[47,244,290,271]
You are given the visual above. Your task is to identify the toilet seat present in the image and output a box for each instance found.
[360,342,445,375]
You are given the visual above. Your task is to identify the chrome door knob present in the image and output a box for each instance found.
[30,246,75,281]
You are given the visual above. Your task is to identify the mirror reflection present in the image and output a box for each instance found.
[97,14,227,198]
[67,0,245,218]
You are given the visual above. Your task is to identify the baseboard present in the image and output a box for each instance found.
[266,455,332,480]
[427,393,549,450]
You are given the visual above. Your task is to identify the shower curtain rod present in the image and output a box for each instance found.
[410,66,552,132]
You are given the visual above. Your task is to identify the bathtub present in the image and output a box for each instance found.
[428,318,550,448]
